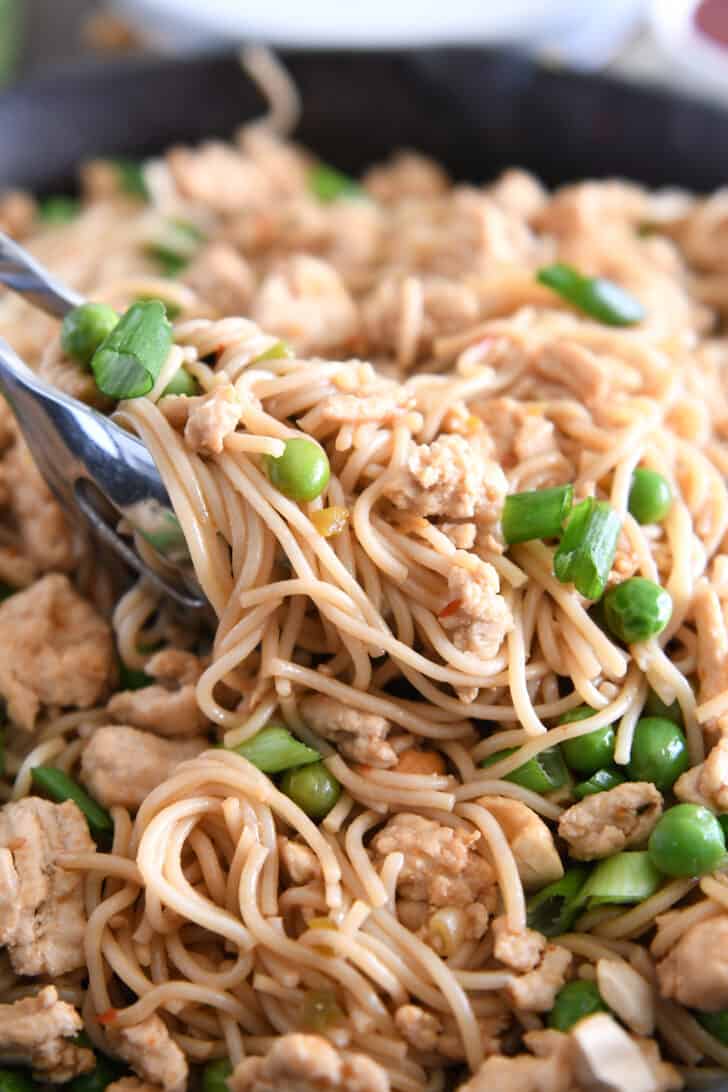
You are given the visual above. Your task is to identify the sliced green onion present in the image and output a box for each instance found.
[134,294,181,321]
[573,767,626,799]
[31,766,112,838]
[696,1011,728,1046]
[148,220,204,277]
[163,368,199,397]
[69,1052,127,1092]
[231,724,320,774]
[309,163,362,202]
[202,1060,233,1092]
[553,497,621,601]
[118,661,152,691]
[481,746,568,794]
[537,263,645,326]
[501,484,573,545]
[38,195,80,224]
[255,340,294,362]
[113,159,148,199]
[91,299,172,400]
[548,980,609,1032]
[136,510,188,563]
[0,1070,38,1092]
[526,867,589,937]
[301,988,344,1031]
[576,851,662,909]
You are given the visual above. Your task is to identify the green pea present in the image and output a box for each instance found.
[548,980,608,1032]
[0,1070,38,1092]
[264,437,330,502]
[643,689,683,726]
[696,1010,728,1046]
[628,468,672,525]
[559,706,615,775]
[61,303,120,368]
[480,746,568,794]
[202,1059,233,1092]
[626,717,689,792]
[162,368,199,397]
[603,577,672,644]
[649,804,727,877]
[574,767,626,799]
[279,761,341,819]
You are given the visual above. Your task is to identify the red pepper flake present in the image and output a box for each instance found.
[97,1008,118,1026]
[438,598,462,619]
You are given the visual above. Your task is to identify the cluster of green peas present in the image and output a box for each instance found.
[489,694,727,883]
[511,695,728,1040]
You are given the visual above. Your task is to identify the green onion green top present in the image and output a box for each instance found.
[31,766,112,839]
[279,761,341,820]
[309,164,362,202]
[648,804,726,877]
[91,299,173,400]
[501,484,573,545]
[118,660,152,691]
[232,724,320,774]
[696,1010,728,1046]
[264,437,330,502]
[537,263,645,326]
[628,468,672,525]
[201,1059,233,1092]
[68,1051,127,1092]
[113,159,149,199]
[526,867,589,937]
[548,980,609,1032]
[149,220,204,277]
[0,1069,38,1092]
[38,195,80,224]
[603,577,672,644]
[481,745,568,794]
[255,341,294,362]
[553,497,621,601]
[61,303,120,368]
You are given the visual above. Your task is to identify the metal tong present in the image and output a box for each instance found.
[0,231,204,609]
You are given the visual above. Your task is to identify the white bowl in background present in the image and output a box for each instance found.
[650,0,728,101]
[112,0,610,51]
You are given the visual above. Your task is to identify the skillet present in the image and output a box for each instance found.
[1,47,728,194]
[1,44,728,1090]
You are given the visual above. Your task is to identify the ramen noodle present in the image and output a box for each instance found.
[1,56,728,1092]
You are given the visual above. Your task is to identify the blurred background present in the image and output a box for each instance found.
[9,0,728,104]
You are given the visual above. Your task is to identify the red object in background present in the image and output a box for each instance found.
[695,0,728,49]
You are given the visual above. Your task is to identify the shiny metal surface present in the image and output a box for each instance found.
[0,231,204,608]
